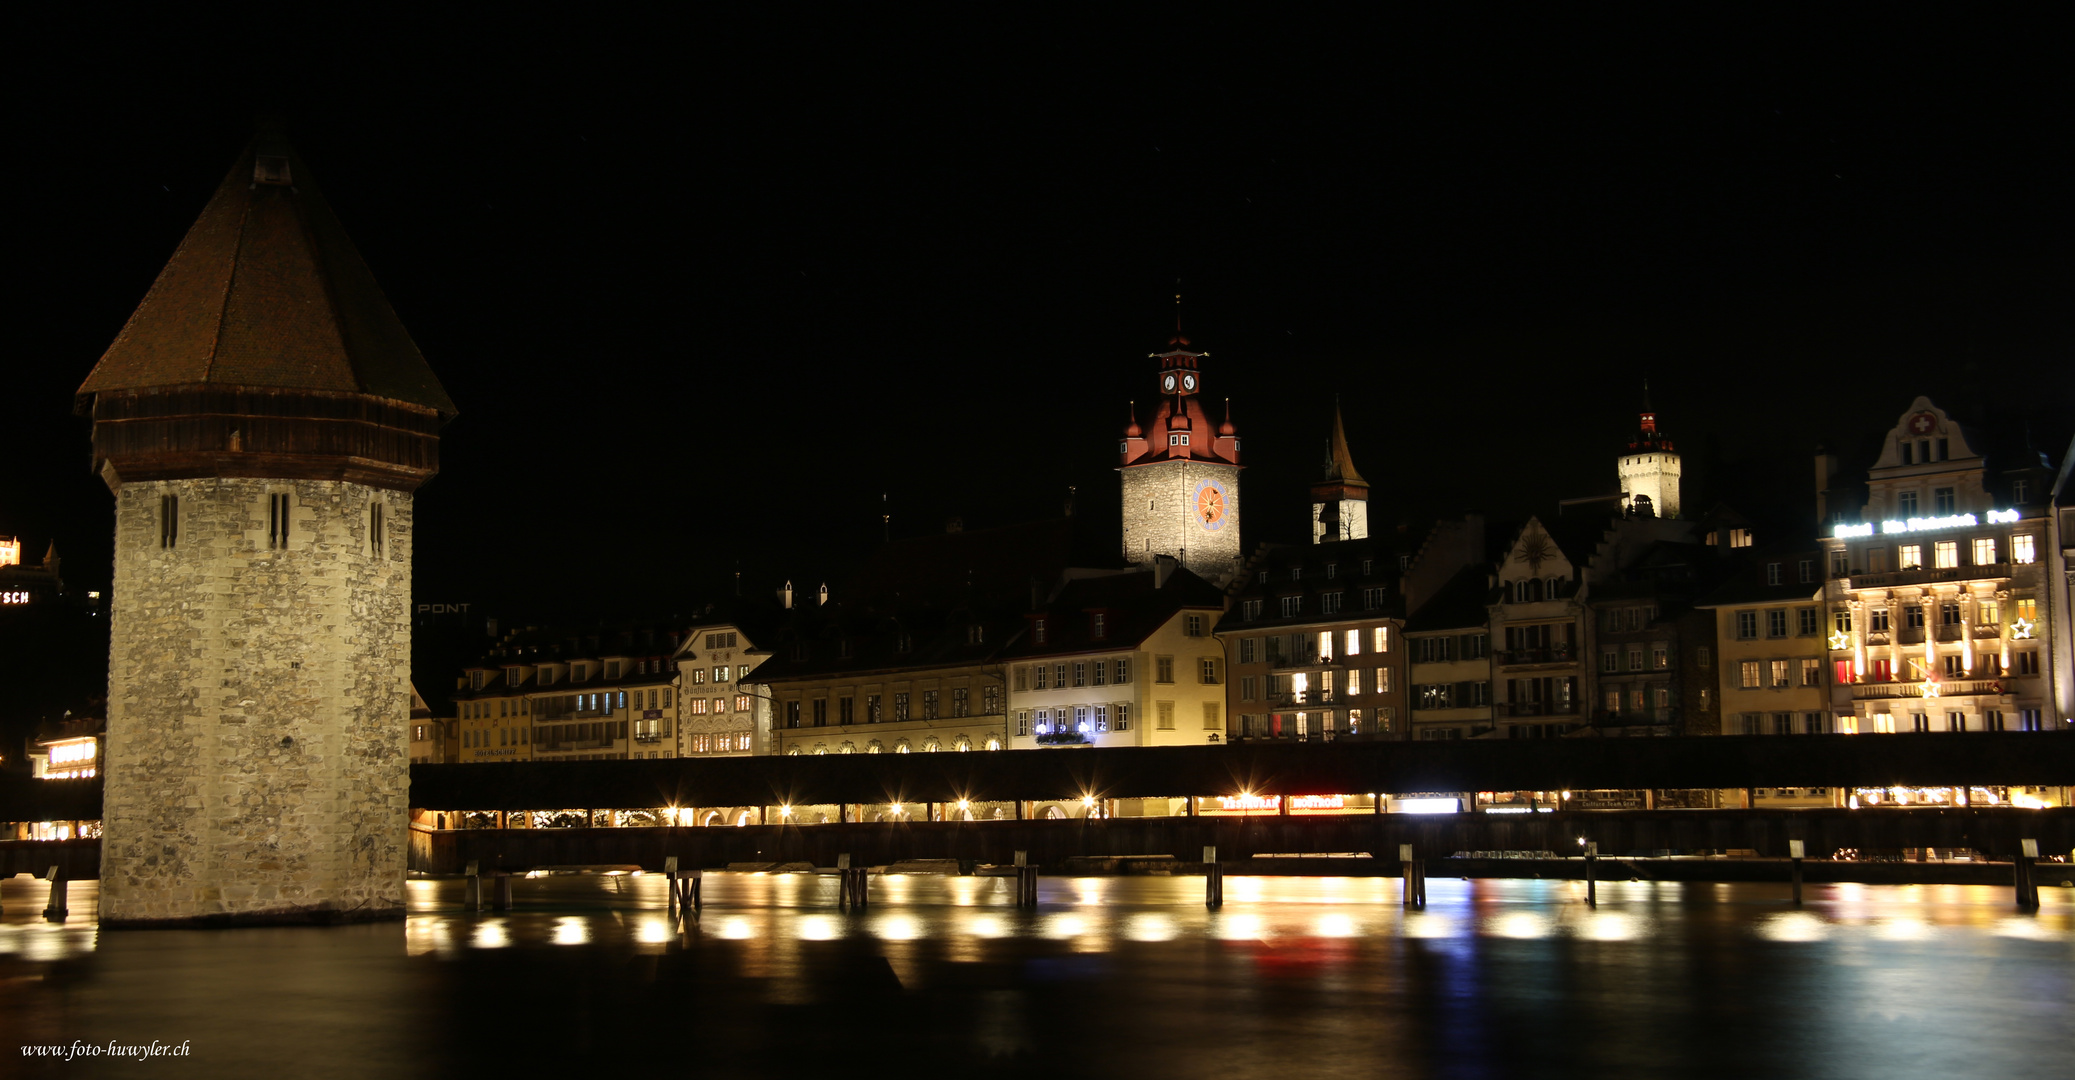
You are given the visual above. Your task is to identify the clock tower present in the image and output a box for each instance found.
[1617,385,1681,519]
[1118,333,1242,584]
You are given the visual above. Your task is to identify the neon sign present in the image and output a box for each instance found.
[1832,509,2020,540]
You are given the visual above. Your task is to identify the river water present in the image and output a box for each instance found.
[3,873,2068,1078]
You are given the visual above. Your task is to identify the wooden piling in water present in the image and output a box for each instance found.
[42,864,68,922]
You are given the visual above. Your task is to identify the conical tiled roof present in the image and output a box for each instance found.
[1321,402,1366,485]
[76,126,455,419]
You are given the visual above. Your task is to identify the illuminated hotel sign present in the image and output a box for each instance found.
[41,738,98,780]
[1,590,30,604]
[1832,509,2018,540]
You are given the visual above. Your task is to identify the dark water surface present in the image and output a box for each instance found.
[3,872,2068,1078]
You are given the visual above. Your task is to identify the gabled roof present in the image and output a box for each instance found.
[1405,564,1494,633]
[999,566,1224,659]
[76,126,456,419]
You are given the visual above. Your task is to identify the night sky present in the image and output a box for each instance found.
[4,11,2070,726]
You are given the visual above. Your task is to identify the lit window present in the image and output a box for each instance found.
[1897,545,1922,570]
[1372,627,1389,653]
[2010,534,2035,564]
[1739,661,1761,689]
[1933,541,1958,569]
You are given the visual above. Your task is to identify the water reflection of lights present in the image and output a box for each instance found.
[719,917,754,939]
[1759,912,1830,942]
[1315,913,1358,938]
[1874,918,1931,941]
[637,919,674,944]
[797,915,841,941]
[1125,914,1179,941]
[1043,914,1088,938]
[1992,918,2062,941]
[967,915,1010,938]
[875,914,923,940]
[552,917,590,945]
[1401,914,1463,939]
[1489,912,1553,939]
[1227,877,1265,903]
[1215,914,1266,940]
[1576,912,1639,941]
[472,921,511,949]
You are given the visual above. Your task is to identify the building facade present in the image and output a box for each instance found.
[1698,551,1830,736]
[673,616,769,757]
[1004,563,1227,749]
[1218,539,1410,741]
[1822,397,2060,734]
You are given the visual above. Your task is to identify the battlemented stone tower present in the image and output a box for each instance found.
[1617,386,1680,519]
[76,126,454,925]
[1310,402,1369,544]
[1118,333,1242,584]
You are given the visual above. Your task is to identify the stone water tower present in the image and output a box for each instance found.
[76,125,454,924]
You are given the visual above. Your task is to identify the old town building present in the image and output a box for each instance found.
[671,611,772,757]
[1821,397,2060,734]
[1697,548,1830,736]
[1004,560,1227,748]
[1405,565,1496,740]
[1218,539,1411,742]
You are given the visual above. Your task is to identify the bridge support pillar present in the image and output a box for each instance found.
[43,865,69,922]
[1204,846,1222,909]
[1584,842,1598,907]
[493,873,513,911]
[1789,841,1805,906]
[2016,840,2039,911]
[1400,845,1425,909]
[464,860,481,912]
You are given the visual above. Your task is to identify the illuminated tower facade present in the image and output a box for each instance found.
[1618,388,1681,519]
[1118,334,1242,584]
[77,127,455,925]
[1311,403,1369,543]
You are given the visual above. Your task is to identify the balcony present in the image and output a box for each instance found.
[1935,625,1964,642]
[1971,624,2003,639]
[1896,628,1925,645]
[633,732,664,744]
[1848,679,2007,701]
[1495,646,1575,668]
[536,739,615,752]
[1269,651,1324,670]
[1848,563,2011,590]
[1035,731,1089,745]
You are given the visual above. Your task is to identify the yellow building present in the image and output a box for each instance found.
[1696,551,1831,736]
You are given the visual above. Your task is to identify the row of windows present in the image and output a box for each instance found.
[1015,658,1133,690]
[1233,708,1394,736]
[1734,608,1821,640]
[1412,634,1489,663]
[1737,659,1823,690]
[150,493,390,554]
[1238,588,1390,621]
[1414,682,1494,710]
[1601,644,1672,671]
[686,695,752,715]
[1254,558,1399,584]
[1237,628,1392,665]
[785,734,1002,755]
[1842,533,2037,573]
[1838,651,2038,683]
[783,686,1006,728]
[1018,703,1137,735]
[1834,598,2036,635]
[1605,686,1675,713]
[686,732,753,753]
[1239,667,1392,702]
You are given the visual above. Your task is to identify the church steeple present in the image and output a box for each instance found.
[1310,402,1370,543]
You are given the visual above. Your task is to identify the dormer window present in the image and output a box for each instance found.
[1034,618,1048,645]
[1290,567,1301,581]
[2012,479,2030,503]
[606,661,622,680]
[1090,613,1106,639]
[253,154,292,185]
[896,633,913,654]
[1325,563,1337,579]
[1168,433,1190,446]
[965,624,984,645]
[470,672,486,691]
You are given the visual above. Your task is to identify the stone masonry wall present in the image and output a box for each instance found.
[102,477,412,924]
[1121,461,1241,585]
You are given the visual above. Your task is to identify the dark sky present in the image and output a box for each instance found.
[5,9,2071,646]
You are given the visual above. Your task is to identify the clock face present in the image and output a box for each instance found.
[1163,374,1177,392]
[1182,373,1197,391]
[1194,480,1228,531]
